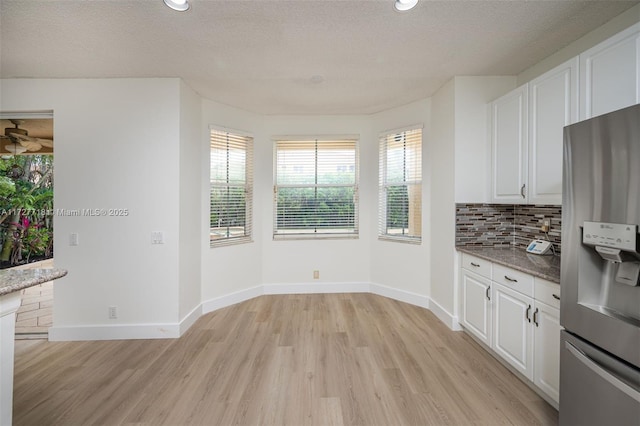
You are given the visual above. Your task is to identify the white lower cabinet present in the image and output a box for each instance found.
[492,282,534,380]
[533,300,560,403]
[459,255,561,406]
[460,270,492,347]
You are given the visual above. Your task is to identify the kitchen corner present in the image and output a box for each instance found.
[455,202,562,408]
[455,202,562,283]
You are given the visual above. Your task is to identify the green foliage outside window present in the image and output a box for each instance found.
[386,185,409,230]
[276,186,355,230]
[0,155,54,267]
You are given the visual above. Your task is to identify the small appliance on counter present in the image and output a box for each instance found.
[526,239,553,255]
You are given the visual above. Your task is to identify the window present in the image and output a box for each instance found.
[379,126,422,243]
[210,127,253,247]
[274,137,359,239]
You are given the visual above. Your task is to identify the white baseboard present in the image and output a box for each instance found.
[201,285,263,314]
[179,304,203,335]
[50,282,459,341]
[369,282,430,309]
[48,323,181,341]
[263,282,370,295]
[428,297,462,331]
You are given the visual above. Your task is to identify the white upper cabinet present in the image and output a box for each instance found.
[489,23,639,205]
[490,85,528,203]
[528,57,578,205]
[490,58,577,205]
[580,22,640,120]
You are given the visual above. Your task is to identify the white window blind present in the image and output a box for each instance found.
[274,138,358,239]
[210,128,253,247]
[379,127,422,243]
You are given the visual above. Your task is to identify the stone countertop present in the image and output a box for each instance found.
[0,268,68,296]
[457,246,560,284]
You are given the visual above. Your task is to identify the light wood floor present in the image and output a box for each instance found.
[13,293,558,425]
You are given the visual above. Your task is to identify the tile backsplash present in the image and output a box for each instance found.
[455,204,514,248]
[456,204,562,254]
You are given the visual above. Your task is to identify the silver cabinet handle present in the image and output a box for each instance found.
[470,262,480,267]
[486,286,491,301]
[552,294,560,300]
[533,308,539,327]
[526,304,531,322]
[520,184,526,199]
[504,275,518,283]
[565,341,640,403]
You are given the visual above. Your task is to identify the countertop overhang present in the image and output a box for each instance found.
[0,268,68,296]
[457,246,560,284]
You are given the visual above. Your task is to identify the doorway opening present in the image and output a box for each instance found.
[0,115,54,339]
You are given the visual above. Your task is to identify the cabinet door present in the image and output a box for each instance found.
[528,57,578,205]
[580,22,640,120]
[460,270,492,347]
[491,85,528,203]
[493,283,534,380]
[533,301,561,404]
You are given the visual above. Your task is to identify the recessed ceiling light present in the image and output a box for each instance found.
[164,0,190,12]
[394,0,418,12]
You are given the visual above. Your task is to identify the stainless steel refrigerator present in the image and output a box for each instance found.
[561,103,640,425]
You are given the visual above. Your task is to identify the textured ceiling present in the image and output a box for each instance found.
[1,0,638,115]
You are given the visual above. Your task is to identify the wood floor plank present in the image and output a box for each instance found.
[13,293,558,425]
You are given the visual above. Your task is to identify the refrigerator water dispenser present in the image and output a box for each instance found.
[583,222,640,287]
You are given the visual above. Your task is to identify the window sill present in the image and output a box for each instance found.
[273,233,359,241]
[378,235,422,245]
[210,237,253,248]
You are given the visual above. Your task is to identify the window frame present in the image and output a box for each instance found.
[273,135,360,240]
[209,125,253,248]
[378,125,423,244]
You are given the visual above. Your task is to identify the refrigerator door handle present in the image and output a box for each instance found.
[565,341,640,403]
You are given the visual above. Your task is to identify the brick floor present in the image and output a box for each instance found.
[13,259,55,340]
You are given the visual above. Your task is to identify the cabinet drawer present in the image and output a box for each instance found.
[535,277,561,309]
[461,253,492,279]
[493,264,534,297]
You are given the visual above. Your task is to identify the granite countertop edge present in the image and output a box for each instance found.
[457,247,560,284]
[0,268,68,296]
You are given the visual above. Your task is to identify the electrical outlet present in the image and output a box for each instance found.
[541,219,551,232]
[313,270,319,279]
[69,233,79,246]
[108,306,118,319]
[151,231,164,244]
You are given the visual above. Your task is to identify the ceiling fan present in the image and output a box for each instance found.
[0,119,53,154]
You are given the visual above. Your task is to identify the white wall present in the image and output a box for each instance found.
[260,115,374,290]
[428,80,456,323]
[454,76,516,203]
[1,78,184,339]
[426,76,516,329]
[369,99,432,305]
[2,7,635,341]
[178,81,202,327]
[200,99,264,306]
